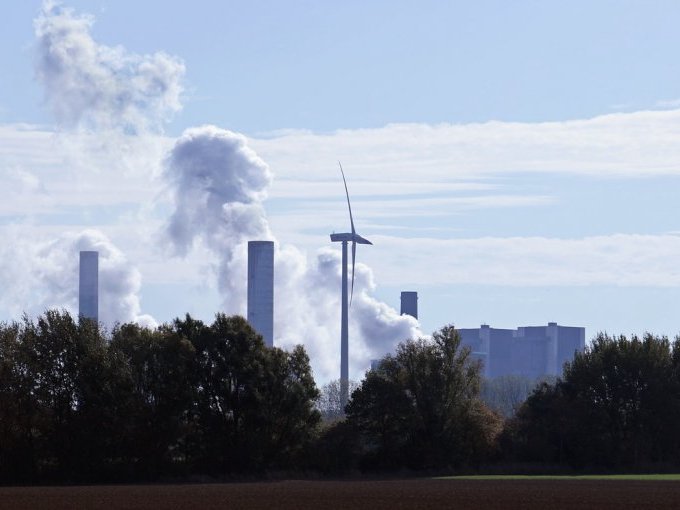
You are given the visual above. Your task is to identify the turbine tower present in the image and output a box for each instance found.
[330,163,372,409]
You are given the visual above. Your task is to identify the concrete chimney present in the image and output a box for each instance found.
[247,241,274,347]
[400,291,418,319]
[79,251,98,322]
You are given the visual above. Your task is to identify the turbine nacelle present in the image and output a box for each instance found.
[330,233,373,245]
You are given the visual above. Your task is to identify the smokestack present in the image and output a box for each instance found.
[400,291,418,319]
[247,241,274,347]
[79,250,99,322]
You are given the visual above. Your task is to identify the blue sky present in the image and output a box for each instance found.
[2,1,680,382]
[5,1,680,132]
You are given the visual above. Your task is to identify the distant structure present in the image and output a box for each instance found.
[330,163,372,409]
[400,291,418,319]
[78,251,98,322]
[247,241,274,347]
[458,322,585,379]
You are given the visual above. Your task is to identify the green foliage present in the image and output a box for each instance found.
[110,321,197,476]
[480,375,539,418]
[12,312,680,479]
[317,378,360,422]
[0,310,320,482]
[507,333,680,469]
[343,325,502,471]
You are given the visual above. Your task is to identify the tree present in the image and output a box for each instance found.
[507,333,680,469]
[256,344,321,467]
[480,375,537,418]
[502,381,570,465]
[345,325,502,470]
[345,371,415,469]
[317,378,360,422]
[176,313,320,473]
[0,320,36,481]
[0,311,129,481]
[110,321,197,476]
[0,310,322,482]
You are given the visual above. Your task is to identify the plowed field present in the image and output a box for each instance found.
[1,478,679,510]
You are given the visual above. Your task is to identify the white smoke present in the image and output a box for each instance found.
[34,0,184,133]
[164,126,273,312]
[25,1,419,381]
[35,230,156,327]
[0,229,155,328]
[15,2,175,328]
[164,126,421,381]
[273,246,420,381]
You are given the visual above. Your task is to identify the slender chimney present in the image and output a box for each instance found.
[79,251,98,322]
[400,291,418,319]
[247,241,274,347]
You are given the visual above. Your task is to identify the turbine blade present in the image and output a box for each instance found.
[350,240,356,307]
[339,161,355,235]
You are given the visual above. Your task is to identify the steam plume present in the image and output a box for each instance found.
[165,126,421,380]
[34,0,184,133]
[29,1,419,381]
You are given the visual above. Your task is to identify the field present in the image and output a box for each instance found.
[2,478,680,510]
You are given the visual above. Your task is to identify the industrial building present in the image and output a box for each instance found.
[78,250,98,322]
[247,241,274,347]
[457,322,585,379]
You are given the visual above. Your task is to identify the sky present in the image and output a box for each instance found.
[2,1,680,383]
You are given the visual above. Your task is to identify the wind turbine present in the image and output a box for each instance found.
[330,162,372,409]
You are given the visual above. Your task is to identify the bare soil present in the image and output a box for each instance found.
[1,479,679,510]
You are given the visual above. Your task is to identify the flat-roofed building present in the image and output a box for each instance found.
[458,322,585,379]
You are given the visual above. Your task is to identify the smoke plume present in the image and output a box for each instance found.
[165,126,273,312]
[26,1,419,381]
[34,0,184,133]
[36,230,156,327]
[13,2,167,328]
[165,126,421,380]
[0,229,155,328]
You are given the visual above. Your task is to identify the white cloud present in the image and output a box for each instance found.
[3,2,680,383]
[0,227,155,327]
[362,233,680,288]
[34,1,184,133]
[251,109,680,182]
[162,126,421,381]
[268,179,496,199]
[655,98,680,109]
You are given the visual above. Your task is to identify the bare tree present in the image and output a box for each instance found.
[317,379,360,421]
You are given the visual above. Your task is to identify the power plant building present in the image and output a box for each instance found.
[458,322,585,379]
[78,250,99,322]
[400,291,418,319]
[247,241,274,347]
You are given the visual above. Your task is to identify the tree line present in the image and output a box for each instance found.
[2,310,680,483]
[0,310,319,482]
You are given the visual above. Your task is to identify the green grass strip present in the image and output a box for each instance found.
[435,474,680,481]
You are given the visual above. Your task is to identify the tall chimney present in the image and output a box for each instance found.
[400,291,418,319]
[247,241,274,347]
[79,251,98,322]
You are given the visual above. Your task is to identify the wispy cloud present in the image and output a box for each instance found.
[362,233,680,288]
[34,1,184,133]
[655,98,680,109]
[251,109,680,182]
